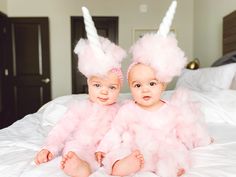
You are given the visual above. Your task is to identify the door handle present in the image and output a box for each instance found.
[4,69,9,76]
[41,78,50,83]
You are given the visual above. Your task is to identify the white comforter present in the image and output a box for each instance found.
[0,90,236,177]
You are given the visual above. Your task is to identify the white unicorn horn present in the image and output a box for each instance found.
[82,6,102,49]
[157,0,177,37]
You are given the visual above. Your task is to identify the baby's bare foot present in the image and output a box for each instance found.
[111,150,144,176]
[61,151,91,177]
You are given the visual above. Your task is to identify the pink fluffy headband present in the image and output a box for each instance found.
[129,0,187,83]
[74,7,126,79]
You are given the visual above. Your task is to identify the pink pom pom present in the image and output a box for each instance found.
[129,33,187,83]
[74,36,126,78]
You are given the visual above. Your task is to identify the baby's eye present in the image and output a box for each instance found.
[109,86,117,90]
[93,84,101,88]
[150,81,157,86]
[134,83,141,88]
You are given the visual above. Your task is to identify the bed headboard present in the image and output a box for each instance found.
[223,10,236,55]
[212,11,236,66]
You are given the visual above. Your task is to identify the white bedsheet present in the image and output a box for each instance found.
[0,90,236,177]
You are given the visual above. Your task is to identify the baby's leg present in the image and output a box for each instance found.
[61,151,91,177]
[111,150,144,176]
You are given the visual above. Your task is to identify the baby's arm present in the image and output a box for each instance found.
[175,103,212,149]
[96,128,123,154]
[170,88,212,149]
[42,102,82,156]
[35,149,53,165]
[96,106,129,163]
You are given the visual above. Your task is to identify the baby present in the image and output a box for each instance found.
[34,7,126,177]
[95,1,211,177]
[96,63,211,177]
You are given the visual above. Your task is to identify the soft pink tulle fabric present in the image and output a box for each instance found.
[74,36,126,78]
[97,89,211,177]
[43,99,120,171]
[130,33,187,83]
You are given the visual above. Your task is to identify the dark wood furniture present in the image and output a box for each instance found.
[212,10,236,67]
[223,10,236,55]
[0,12,13,128]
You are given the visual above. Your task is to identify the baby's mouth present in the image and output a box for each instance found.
[98,97,109,102]
[143,96,151,101]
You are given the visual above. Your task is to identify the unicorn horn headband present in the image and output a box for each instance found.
[74,6,126,78]
[81,6,102,50]
[129,0,187,83]
[157,0,177,37]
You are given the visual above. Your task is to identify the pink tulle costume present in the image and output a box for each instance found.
[42,36,126,171]
[43,99,120,171]
[42,6,126,172]
[96,89,211,177]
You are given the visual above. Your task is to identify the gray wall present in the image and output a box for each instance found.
[0,0,7,13]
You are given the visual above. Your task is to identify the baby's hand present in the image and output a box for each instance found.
[34,149,54,165]
[95,151,105,166]
[210,137,214,143]
[177,168,185,176]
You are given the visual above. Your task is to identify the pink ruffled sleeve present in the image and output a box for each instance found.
[96,105,129,153]
[43,101,82,156]
[171,89,211,149]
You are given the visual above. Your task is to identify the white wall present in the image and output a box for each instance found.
[0,0,7,13]
[6,0,193,98]
[194,0,236,67]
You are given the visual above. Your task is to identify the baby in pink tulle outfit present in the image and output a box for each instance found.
[34,7,126,177]
[96,63,211,177]
[95,1,211,177]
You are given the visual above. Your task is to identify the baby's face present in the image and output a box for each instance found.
[128,63,165,110]
[88,71,121,105]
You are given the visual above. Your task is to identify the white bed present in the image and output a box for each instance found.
[1,64,236,177]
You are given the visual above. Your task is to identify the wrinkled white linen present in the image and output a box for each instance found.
[0,90,236,177]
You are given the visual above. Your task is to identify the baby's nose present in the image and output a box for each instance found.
[142,85,149,92]
[101,88,108,94]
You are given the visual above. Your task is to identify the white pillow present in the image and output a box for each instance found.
[175,64,236,91]
[38,94,88,127]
